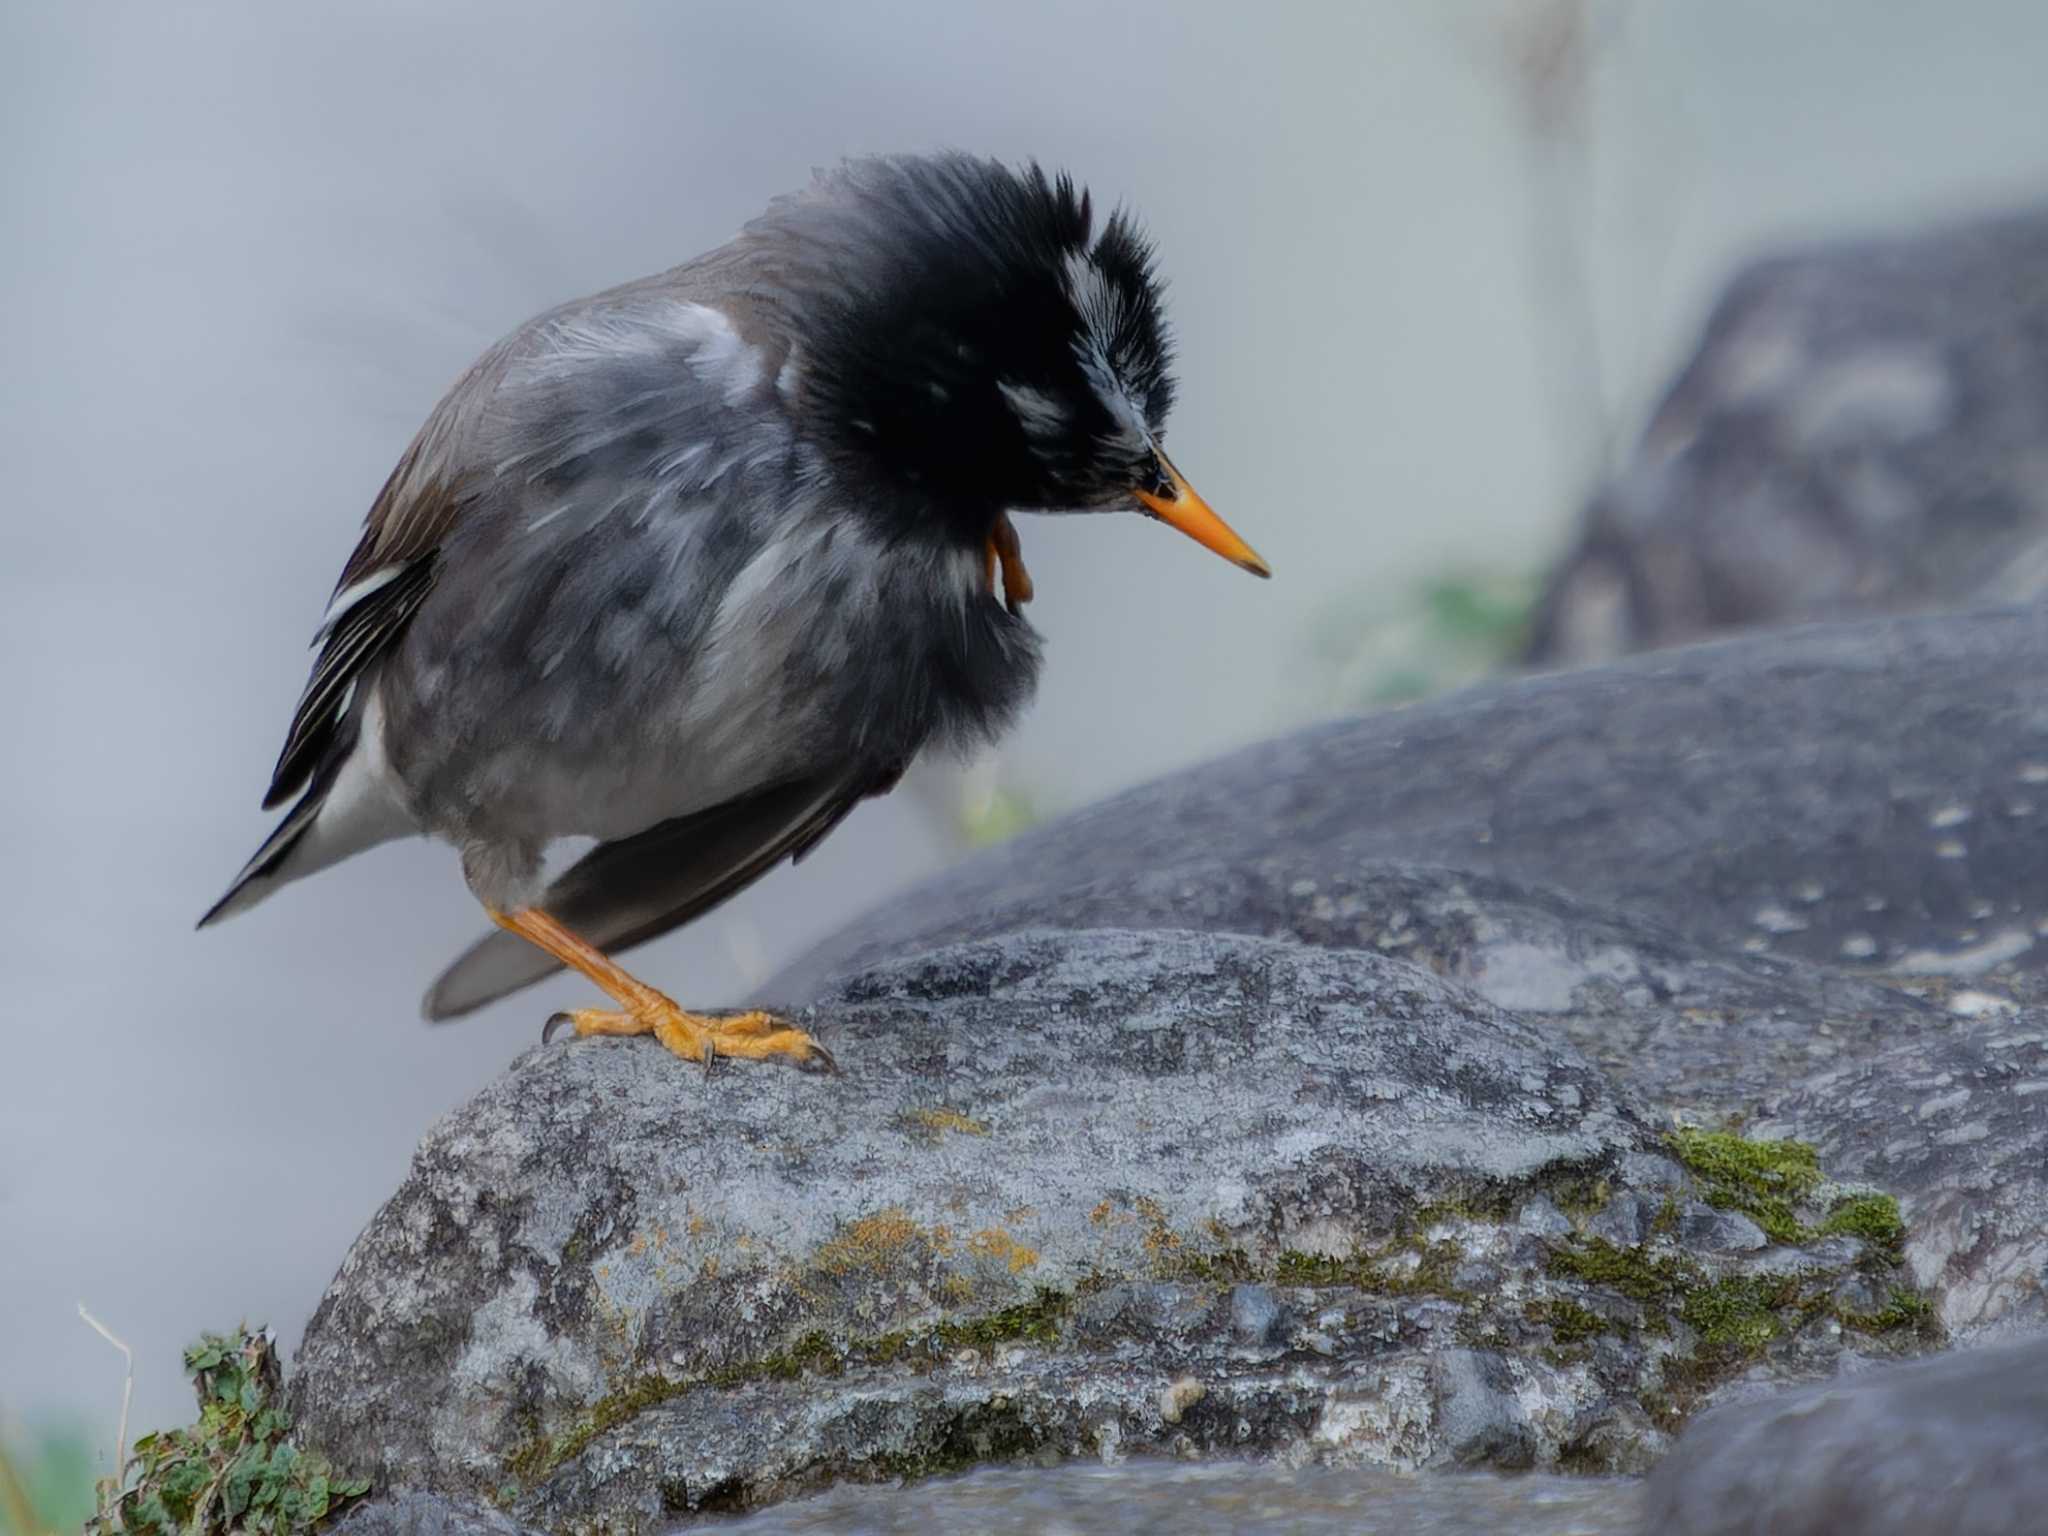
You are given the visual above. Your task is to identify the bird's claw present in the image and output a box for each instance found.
[537,1003,836,1075]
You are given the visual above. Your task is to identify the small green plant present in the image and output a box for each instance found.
[88,1329,367,1536]
[1667,1127,1909,1255]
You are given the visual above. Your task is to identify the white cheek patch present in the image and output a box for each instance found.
[1062,255,1152,456]
[1063,251,1123,338]
[1076,341,1151,459]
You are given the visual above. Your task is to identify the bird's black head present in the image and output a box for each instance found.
[755,155,1261,566]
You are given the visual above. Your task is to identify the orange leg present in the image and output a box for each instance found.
[489,907,834,1073]
[985,514,1034,615]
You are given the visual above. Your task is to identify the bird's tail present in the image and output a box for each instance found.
[196,775,334,928]
[196,716,412,928]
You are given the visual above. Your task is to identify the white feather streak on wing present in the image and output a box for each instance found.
[293,592,413,748]
[314,565,405,640]
[494,384,696,481]
[499,391,692,481]
[679,308,767,404]
[272,556,439,795]
[527,299,766,406]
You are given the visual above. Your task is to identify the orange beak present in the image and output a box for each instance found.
[1133,451,1271,578]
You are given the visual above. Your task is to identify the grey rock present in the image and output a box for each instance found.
[1527,206,2048,667]
[1645,1337,2048,1535]
[329,1493,536,1536]
[1758,1005,2048,1336]
[1831,1272,1896,1318]
[706,1462,1641,1535]
[290,930,1908,1527]
[1431,1350,1535,1468]
[1617,1154,1687,1193]
[1678,1204,1767,1255]
[1516,1197,1575,1237]
[771,608,2048,992]
[1585,1193,1652,1249]
[326,1472,1638,1536]
[1225,1284,1285,1348]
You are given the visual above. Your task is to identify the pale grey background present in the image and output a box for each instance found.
[4,0,2045,1448]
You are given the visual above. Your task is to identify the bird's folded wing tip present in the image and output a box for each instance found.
[421,927,565,1023]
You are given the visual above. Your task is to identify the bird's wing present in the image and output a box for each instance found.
[421,762,904,1021]
[260,270,791,811]
[260,357,499,808]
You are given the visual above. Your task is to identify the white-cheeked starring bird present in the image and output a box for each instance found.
[200,152,1270,1073]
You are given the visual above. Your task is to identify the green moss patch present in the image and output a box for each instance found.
[1275,1237,1474,1304]
[1815,1193,1907,1256]
[1541,1128,1937,1430]
[1838,1285,1937,1337]
[1679,1274,1801,1352]
[1524,1297,1611,1346]
[502,1288,1073,1491]
[1666,1129,1820,1243]
[1668,1128,1908,1260]
[1545,1237,1684,1308]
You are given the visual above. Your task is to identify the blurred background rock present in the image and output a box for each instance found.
[1527,206,2048,665]
[9,0,2048,1515]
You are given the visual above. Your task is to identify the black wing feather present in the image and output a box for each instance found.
[262,556,436,809]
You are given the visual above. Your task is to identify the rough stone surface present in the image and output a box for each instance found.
[330,1494,532,1536]
[332,1466,1642,1536]
[773,607,2048,993]
[1525,206,2048,665]
[1750,998,2048,1336]
[1644,1338,2048,1535]
[292,931,1919,1529]
[708,1463,1640,1534]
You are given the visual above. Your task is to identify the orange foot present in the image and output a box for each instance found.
[984,513,1035,615]
[541,1003,832,1072]
[490,907,833,1074]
